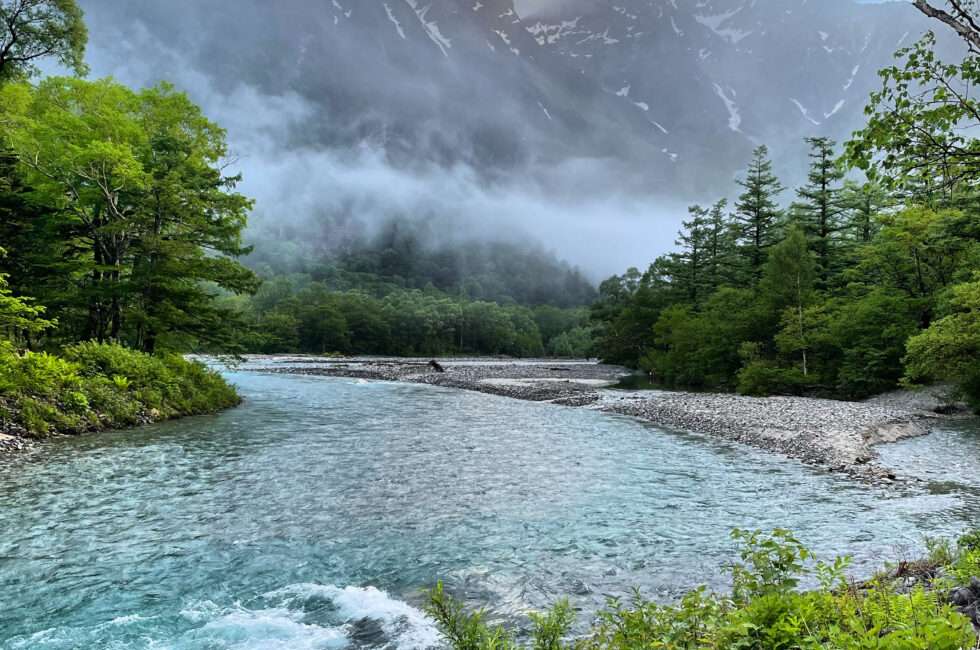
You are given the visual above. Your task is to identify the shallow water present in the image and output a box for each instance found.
[2,371,979,649]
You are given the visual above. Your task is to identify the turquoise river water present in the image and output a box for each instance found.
[2,370,980,649]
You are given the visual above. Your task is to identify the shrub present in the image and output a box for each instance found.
[736,361,813,396]
[0,342,239,438]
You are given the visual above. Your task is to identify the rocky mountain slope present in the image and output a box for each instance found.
[80,0,939,194]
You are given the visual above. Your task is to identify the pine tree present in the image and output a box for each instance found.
[733,145,784,283]
[793,137,846,286]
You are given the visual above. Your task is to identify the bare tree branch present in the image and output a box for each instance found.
[914,0,980,52]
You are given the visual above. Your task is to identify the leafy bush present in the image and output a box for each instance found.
[0,342,238,438]
[904,277,980,411]
[736,361,812,397]
[427,529,979,650]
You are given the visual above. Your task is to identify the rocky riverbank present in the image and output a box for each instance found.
[241,356,950,482]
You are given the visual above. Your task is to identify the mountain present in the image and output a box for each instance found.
[79,0,938,194]
[520,0,937,188]
[74,0,946,273]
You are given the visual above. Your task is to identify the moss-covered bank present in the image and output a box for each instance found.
[0,341,238,444]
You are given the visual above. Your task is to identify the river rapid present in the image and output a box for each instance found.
[2,370,980,649]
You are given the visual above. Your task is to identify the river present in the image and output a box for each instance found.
[2,370,979,648]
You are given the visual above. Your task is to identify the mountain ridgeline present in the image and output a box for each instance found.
[76,0,945,195]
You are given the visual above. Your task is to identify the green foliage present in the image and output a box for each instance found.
[736,361,811,397]
[429,530,978,650]
[0,0,87,81]
[547,326,594,358]
[593,133,980,404]
[225,277,589,358]
[792,137,847,286]
[0,341,238,437]
[0,247,53,341]
[425,582,519,650]
[248,218,597,310]
[905,275,980,408]
[0,76,257,352]
[642,288,766,390]
[733,145,785,282]
[845,31,980,198]
[729,529,812,602]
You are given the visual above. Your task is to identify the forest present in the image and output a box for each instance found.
[0,1,244,437]
[227,219,596,357]
[1,0,979,417]
[590,31,980,408]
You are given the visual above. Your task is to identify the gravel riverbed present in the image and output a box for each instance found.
[245,356,948,483]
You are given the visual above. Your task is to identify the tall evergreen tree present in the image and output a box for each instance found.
[733,145,784,283]
[671,205,711,304]
[793,137,846,286]
[705,198,736,289]
[840,180,888,244]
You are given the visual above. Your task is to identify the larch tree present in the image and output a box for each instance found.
[793,137,846,287]
[840,180,889,245]
[733,145,784,283]
[671,205,711,304]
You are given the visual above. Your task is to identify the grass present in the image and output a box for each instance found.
[0,340,239,438]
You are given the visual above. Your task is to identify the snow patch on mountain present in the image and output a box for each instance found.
[713,83,742,132]
[332,0,351,19]
[404,0,452,57]
[789,98,821,126]
[576,28,620,46]
[526,18,580,46]
[384,3,406,39]
[824,99,845,119]
[694,7,751,44]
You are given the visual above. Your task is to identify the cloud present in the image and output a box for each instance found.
[70,0,692,278]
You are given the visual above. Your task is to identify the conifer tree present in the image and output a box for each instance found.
[733,145,784,283]
[794,137,846,286]
[705,198,736,289]
[840,180,888,244]
[671,205,711,304]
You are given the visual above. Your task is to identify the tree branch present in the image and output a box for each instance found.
[913,0,980,52]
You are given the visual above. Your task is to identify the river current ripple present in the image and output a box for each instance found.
[2,371,979,648]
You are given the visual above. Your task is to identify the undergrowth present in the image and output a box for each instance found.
[427,528,980,650]
[0,340,239,438]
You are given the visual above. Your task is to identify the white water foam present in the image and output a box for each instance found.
[178,602,350,649]
[269,583,442,650]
